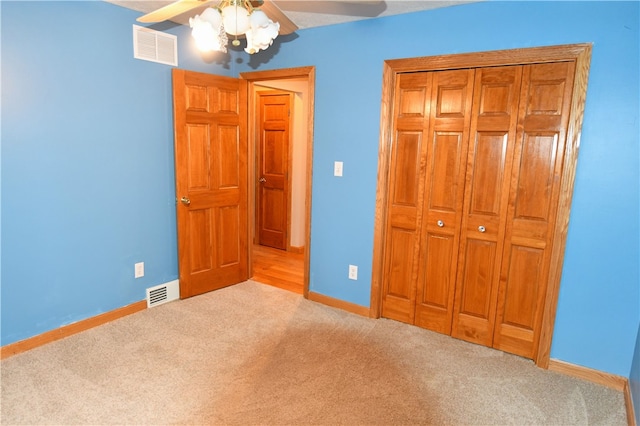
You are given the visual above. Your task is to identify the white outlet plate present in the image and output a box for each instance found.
[135,262,144,278]
[334,161,343,177]
[348,264,358,280]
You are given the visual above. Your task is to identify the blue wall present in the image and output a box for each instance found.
[1,1,227,342]
[2,0,638,386]
[236,1,639,377]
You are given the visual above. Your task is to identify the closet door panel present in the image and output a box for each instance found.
[381,73,432,324]
[494,244,542,356]
[415,132,464,332]
[468,133,509,215]
[452,66,522,347]
[383,227,419,322]
[493,61,576,358]
[415,69,474,334]
[382,131,424,323]
[452,133,506,346]
[454,239,498,345]
[511,133,559,245]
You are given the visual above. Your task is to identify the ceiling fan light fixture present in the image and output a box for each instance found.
[248,9,270,28]
[245,18,279,54]
[200,7,222,27]
[222,3,251,35]
[189,0,280,55]
[189,9,227,52]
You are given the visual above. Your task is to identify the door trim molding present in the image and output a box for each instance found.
[370,44,592,368]
[240,66,315,298]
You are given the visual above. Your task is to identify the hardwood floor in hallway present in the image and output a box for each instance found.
[251,244,304,294]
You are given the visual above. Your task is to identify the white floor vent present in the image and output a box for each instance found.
[133,25,178,66]
[146,280,179,308]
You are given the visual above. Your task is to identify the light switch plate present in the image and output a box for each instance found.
[334,161,343,177]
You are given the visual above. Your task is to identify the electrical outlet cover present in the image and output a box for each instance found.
[135,262,144,278]
[348,264,358,280]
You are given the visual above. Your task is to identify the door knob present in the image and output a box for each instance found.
[259,177,266,183]
[180,196,191,206]
[437,220,444,227]
[478,225,486,233]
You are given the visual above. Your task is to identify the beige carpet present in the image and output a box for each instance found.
[0,280,627,425]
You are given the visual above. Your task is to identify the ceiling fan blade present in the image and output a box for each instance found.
[274,0,386,18]
[258,0,299,35]
[136,0,212,23]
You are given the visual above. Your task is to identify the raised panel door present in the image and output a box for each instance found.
[451,66,523,347]
[414,69,475,334]
[257,92,291,250]
[493,61,576,358]
[381,73,432,323]
[374,45,591,367]
[173,69,249,298]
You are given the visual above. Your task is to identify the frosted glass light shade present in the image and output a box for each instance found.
[222,4,250,35]
[189,11,226,52]
[249,9,269,28]
[190,2,280,54]
[200,7,222,27]
[245,17,279,54]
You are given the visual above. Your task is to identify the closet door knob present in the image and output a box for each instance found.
[437,220,444,227]
[180,196,191,206]
[478,225,486,233]
[259,177,266,183]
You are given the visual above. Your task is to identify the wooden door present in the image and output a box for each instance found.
[172,69,249,298]
[257,92,291,250]
[379,60,582,359]
[451,66,523,347]
[380,72,432,323]
[372,45,592,367]
[413,69,475,334]
[492,61,576,358]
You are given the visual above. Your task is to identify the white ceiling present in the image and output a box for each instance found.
[105,0,479,30]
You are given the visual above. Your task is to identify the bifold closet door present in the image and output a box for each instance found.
[377,48,587,362]
[450,66,523,348]
[380,72,433,323]
[381,69,475,326]
[450,61,577,357]
[413,69,475,334]
[380,61,577,359]
[492,61,576,359]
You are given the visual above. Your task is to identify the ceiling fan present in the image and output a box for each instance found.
[137,0,299,35]
[135,0,387,53]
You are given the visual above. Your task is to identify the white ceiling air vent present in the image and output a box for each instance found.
[133,25,178,66]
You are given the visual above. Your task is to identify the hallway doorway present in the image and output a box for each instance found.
[240,67,315,297]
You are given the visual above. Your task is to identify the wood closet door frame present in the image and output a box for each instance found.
[370,43,592,369]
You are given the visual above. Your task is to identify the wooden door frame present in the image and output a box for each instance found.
[370,44,592,368]
[240,66,315,298]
